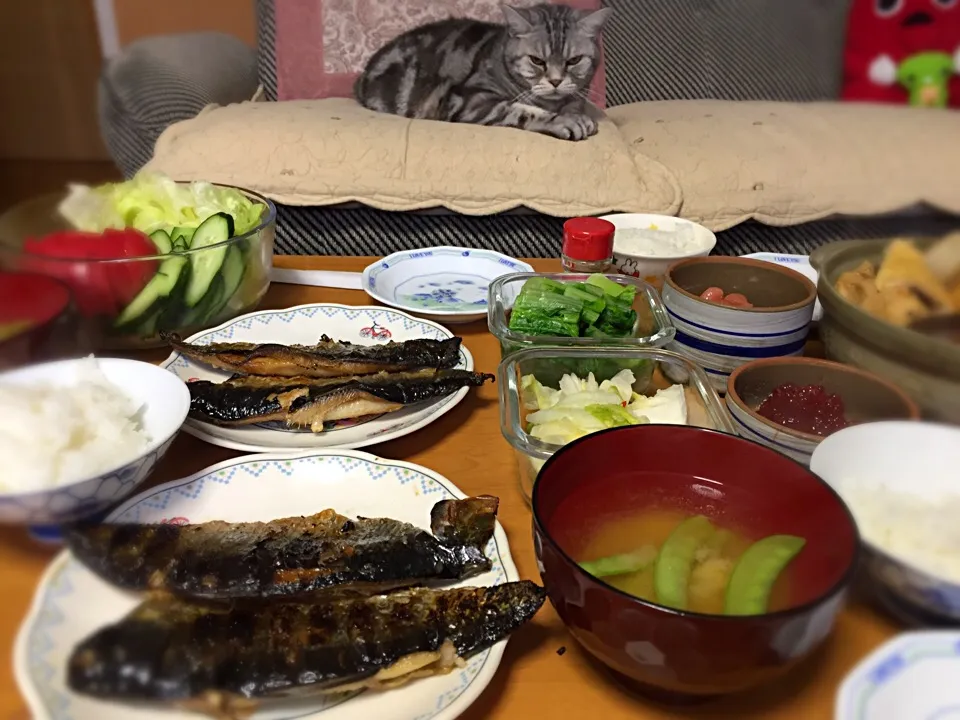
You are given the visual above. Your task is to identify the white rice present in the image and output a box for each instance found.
[844,483,960,584]
[613,224,703,258]
[0,359,151,493]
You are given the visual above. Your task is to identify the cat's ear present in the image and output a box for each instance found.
[578,7,612,37]
[501,5,533,35]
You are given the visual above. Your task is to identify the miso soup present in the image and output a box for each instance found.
[577,508,805,616]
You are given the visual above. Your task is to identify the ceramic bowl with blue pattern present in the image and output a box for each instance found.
[362,247,534,324]
[661,257,817,393]
[811,421,960,621]
[837,631,960,719]
[0,357,189,525]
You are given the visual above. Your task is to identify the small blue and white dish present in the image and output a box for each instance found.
[661,256,817,393]
[837,631,960,720]
[741,252,823,321]
[362,247,534,324]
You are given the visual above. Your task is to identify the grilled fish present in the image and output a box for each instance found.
[68,582,546,714]
[163,332,463,378]
[186,369,494,430]
[66,496,499,599]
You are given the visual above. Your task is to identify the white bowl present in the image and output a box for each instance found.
[362,247,534,324]
[810,421,960,620]
[837,631,960,720]
[0,357,190,525]
[661,257,817,393]
[600,213,716,287]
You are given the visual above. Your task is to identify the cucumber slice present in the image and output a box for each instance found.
[172,236,190,253]
[172,226,196,245]
[149,229,172,254]
[653,515,716,611]
[202,245,245,323]
[183,213,233,306]
[114,255,188,328]
[724,535,806,616]
[178,276,223,329]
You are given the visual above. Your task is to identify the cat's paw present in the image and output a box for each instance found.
[543,114,598,141]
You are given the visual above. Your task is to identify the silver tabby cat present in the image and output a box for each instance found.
[354,4,611,141]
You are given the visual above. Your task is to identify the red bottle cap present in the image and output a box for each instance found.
[562,217,615,262]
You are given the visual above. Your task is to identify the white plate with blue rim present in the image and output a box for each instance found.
[742,252,822,322]
[14,449,519,720]
[160,303,480,453]
[362,247,534,324]
[836,631,960,720]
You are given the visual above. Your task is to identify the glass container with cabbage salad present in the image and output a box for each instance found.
[0,173,275,349]
[498,346,737,504]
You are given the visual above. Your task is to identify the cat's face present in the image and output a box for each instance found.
[502,4,611,102]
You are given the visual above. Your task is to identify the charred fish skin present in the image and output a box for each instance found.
[67,581,547,702]
[65,497,499,599]
[186,369,495,427]
[162,332,464,378]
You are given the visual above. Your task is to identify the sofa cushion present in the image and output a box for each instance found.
[602,0,852,107]
[255,0,606,106]
[146,98,681,217]
[607,99,960,231]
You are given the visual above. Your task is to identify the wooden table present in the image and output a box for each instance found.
[0,257,898,720]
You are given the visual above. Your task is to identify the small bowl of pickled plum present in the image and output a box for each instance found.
[532,424,859,700]
[725,357,921,466]
[661,257,818,393]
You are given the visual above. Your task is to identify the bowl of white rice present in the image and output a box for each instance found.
[0,356,190,524]
[599,213,717,289]
[810,420,960,622]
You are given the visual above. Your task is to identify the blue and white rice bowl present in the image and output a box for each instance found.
[661,257,817,393]
[0,357,189,525]
[362,247,534,324]
[811,421,960,622]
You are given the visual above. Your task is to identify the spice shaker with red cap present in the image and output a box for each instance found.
[561,217,616,273]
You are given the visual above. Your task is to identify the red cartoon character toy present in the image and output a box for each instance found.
[842,0,960,108]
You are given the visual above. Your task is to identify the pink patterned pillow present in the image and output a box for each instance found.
[274,0,607,107]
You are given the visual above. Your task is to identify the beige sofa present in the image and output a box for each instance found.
[149,97,960,235]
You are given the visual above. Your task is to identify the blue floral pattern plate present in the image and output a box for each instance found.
[836,631,960,720]
[362,247,534,324]
[14,449,519,720]
[159,304,476,453]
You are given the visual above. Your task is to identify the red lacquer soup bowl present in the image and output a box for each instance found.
[0,271,86,371]
[531,424,858,700]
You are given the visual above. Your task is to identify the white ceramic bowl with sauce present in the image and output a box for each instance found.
[0,357,190,525]
[600,213,717,289]
[810,421,960,622]
[661,257,817,393]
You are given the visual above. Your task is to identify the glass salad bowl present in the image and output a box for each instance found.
[499,346,736,504]
[487,272,675,369]
[0,180,275,350]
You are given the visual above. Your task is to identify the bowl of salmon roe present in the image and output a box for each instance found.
[725,357,920,466]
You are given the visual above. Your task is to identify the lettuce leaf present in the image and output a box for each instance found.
[58,172,264,237]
